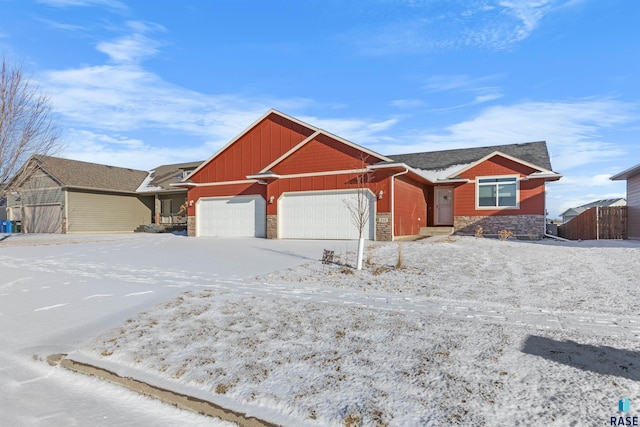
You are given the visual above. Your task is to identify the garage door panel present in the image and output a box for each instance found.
[24,205,62,233]
[197,195,265,237]
[279,191,375,240]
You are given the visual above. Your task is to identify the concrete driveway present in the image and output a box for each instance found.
[0,233,341,426]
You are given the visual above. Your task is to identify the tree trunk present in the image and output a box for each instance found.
[356,237,365,270]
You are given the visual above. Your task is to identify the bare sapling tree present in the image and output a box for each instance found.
[0,57,62,194]
[344,155,374,270]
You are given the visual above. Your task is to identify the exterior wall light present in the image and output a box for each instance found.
[377,190,384,200]
[189,200,194,207]
[269,196,275,204]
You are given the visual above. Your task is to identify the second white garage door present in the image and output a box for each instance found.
[197,195,266,237]
[279,190,375,239]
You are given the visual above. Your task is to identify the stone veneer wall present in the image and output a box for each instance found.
[376,212,392,241]
[187,216,196,237]
[454,215,545,239]
[266,215,277,239]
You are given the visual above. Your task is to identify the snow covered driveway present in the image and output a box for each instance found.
[2,233,640,426]
[0,233,332,426]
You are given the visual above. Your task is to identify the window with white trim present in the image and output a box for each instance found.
[477,176,518,208]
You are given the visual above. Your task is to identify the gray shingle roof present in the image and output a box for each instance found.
[34,155,149,193]
[386,141,553,172]
[145,161,203,191]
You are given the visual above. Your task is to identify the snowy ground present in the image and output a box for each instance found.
[0,233,331,426]
[2,233,640,426]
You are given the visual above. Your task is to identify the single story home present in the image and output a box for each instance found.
[178,109,562,240]
[559,198,626,224]
[611,164,640,240]
[4,155,201,233]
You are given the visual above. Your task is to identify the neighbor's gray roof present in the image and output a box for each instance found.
[559,198,626,218]
[144,161,203,191]
[33,155,149,193]
[386,141,553,172]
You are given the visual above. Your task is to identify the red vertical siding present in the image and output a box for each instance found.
[394,176,427,237]
[455,156,546,216]
[190,113,314,184]
[272,134,383,175]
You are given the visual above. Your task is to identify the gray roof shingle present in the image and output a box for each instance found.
[144,161,203,191]
[34,155,149,193]
[386,141,553,172]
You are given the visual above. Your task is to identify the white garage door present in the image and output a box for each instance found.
[197,195,266,237]
[279,190,375,239]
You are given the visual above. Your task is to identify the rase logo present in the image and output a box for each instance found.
[611,398,638,426]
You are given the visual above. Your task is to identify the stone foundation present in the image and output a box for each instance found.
[376,212,392,241]
[266,215,277,239]
[454,215,545,239]
[187,216,196,237]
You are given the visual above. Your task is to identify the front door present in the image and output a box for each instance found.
[435,187,454,225]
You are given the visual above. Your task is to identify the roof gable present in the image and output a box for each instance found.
[387,141,553,172]
[188,109,316,183]
[270,133,386,175]
[451,150,548,178]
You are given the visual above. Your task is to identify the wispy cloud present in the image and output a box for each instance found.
[376,99,635,171]
[39,20,399,169]
[345,0,578,54]
[391,99,424,109]
[36,0,127,11]
[424,74,503,108]
[96,21,165,63]
[34,17,86,32]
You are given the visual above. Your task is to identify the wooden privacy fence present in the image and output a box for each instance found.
[559,206,627,240]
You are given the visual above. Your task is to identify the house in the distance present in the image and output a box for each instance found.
[5,155,200,233]
[178,109,561,240]
[559,198,626,224]
[611,163,640,240]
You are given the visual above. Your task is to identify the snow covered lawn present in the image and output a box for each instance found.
[69,236,640,426]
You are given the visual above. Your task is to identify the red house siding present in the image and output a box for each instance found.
[455,156,545,216]
[273,134,381,175]
[190,113,314,184]
[394,176,427,237]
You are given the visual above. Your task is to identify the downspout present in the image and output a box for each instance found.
[390,168,409,241]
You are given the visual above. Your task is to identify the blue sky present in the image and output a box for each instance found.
[1,0,638,217]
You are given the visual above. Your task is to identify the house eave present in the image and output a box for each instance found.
[611,163,640,181]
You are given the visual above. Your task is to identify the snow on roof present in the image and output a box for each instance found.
[413,163,474,182]
[135,170,164,193]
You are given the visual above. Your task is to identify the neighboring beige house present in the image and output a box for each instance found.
[611,164,640,240]
[5,155,200,234]
[559,198,627,224]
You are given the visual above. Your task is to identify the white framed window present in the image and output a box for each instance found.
[476,176,519,209]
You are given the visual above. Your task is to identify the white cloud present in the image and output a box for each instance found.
[97,33,161,63]
[347,0,578,54]
[376,99,634,171]
[96,21,166,64]
[61,129,212,170]
[36,0,127,11]
[391,99,424,108]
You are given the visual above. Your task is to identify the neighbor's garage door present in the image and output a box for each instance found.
[24,204,62,233]
[279,190,375,239]
[197,195,266,237]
